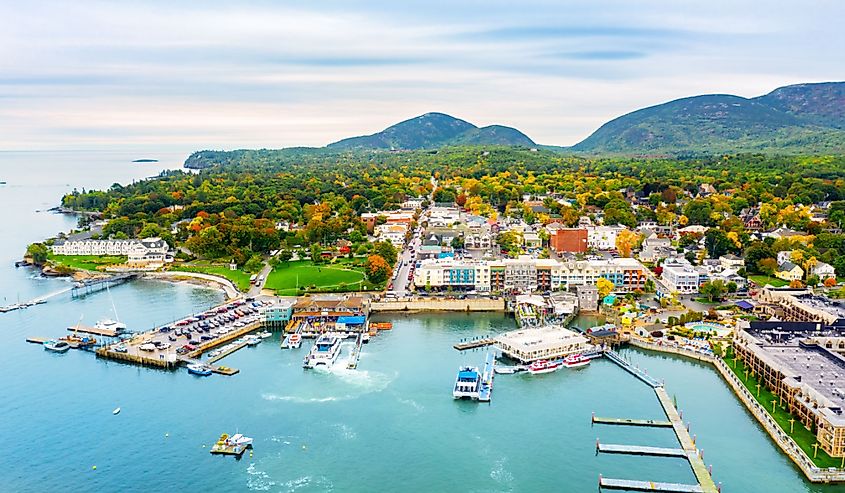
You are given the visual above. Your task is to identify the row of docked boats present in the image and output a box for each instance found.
[493,353,592,375]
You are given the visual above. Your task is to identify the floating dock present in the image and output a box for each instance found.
[453,338,495,351]
[204,340,249,364]
[599,477,704,492]
[26,337,48,344]
[478,352,495,402]
[347,333,364,369]
[66,325,123,338]
[592,415,673,428]
[597,442,687,458]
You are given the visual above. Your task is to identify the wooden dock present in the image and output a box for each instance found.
[26,337,48,344]
[604,350,663,388]
[597,442,687,458]
[599,477,704,492]
[655,387,719,493]
[453,338,494,351]
[205,341,249,364]
[592,416,673,428]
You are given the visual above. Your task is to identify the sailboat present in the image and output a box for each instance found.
[61,314,97,348]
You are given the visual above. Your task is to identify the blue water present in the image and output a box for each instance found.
[0,152,843,492]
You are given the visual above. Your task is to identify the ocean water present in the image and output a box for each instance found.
[0,151,843,492]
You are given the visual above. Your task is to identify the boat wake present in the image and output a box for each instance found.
[332,422,357,440]
[280,475,334,493]
[261,393,347,404]
[246,463,277,491]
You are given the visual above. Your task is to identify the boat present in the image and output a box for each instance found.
[43,339,70,353]
[303,334,342,369]
[59,334,97,349]
[527,359,562,375]
[562,353,590,369]
[210,433,253,456]
[112,407,121,415]
[95,318,127,334]
[245,335,261,346]
[453,366,481,399]
[494,365,525,375]
[281,332,302,349]
[361,333,370,344]
[258,330,272,339]
[187,363,213,376]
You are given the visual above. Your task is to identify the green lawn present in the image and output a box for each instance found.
[724,353,840,468]
[748,275,789,287]
[47,254,126,271]
[170,262,253,291]
[266,260,375,295]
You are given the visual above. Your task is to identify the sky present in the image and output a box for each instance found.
[0,0,843,152]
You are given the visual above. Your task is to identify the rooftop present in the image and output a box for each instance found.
[494,326,587,354]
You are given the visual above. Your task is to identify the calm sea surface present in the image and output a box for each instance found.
[0,151,842,492]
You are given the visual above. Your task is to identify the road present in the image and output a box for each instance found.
[248,261,274,297]
[390,232,422,296]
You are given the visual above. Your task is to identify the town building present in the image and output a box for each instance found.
[412,258,490,292]
[812,262,837,281]
[719,254,745,270]
[639,233,673,262]
[587,225,624,251]
[757,288,845,326]
[52,237,172,267]
[361,210,414,233]
[776,261,804,282]
[374,223,408,248]
[734,321,845,457]
[576,285,599,312]
[661,258,701,294]
[549,228,588,254]
[494,326,589,363]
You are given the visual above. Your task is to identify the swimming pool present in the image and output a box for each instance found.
[684,322,731,336]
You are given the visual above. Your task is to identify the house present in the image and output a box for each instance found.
[523,232,542,250]
[698,183,717,196]
[678,225,709,236]
[811,262,836,281]
[374,223,408,248]
[775,261,804,281]
[719,254,745,270]
[549,228,588,254]
[639,233,673,262]
[764,227,804,240]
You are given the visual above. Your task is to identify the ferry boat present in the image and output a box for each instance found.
[303,334,342,369]
[527,359,562,375]
[562,353,590,369]
[187,363,213,376]
[95,318,127,334]
[452,366,481,399]
[43,339,70,353]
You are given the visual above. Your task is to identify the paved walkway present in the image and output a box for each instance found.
[147,271,240,299]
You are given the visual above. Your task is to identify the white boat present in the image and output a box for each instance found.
[527,359,562,375]
[187,363,212,376]
[303,334,342,368]
[494,365,524,375]
[112,407,121,415]
[96,318,127,333]
[245,335,261,346]
[453,366,481,399]
[258,331,272,339]
[361,333,370,344]
[562,353,591,369]
[43,339,70,353]
[228,433,253,448]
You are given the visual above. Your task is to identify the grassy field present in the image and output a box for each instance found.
[724,352,840,468]
[170,262,253,291]
[265,260,375,295]
[748,275,789,287]
[47,254,126,271]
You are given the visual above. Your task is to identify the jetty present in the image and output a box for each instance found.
[599,477,704,492]
[592,415,672,428]
[478,352,495,402]
[71,273,137,299]
[597,441,686,458]
[67,325,124,338]
[604,349,663,388]
[0,287,69,313]
[204,340,249,364]
[347,333,364,369]
[453,337,495,351]
[179,357,239,376]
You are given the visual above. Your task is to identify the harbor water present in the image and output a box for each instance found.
[1,152,844,492]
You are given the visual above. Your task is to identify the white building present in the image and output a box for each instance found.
[811,262,836,281]
[52,237,170,258]
[374,224,408,248]
[661,258,701,293]
[494,326,589,363]
[413,258,490,292]
[587,226,625,251]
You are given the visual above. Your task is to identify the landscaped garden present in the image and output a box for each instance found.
[748,275,789,287]
[265,259,379,296]
[723,349,840,468]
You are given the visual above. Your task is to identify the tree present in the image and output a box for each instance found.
[244,255,263,273]
[615,230,641,258]
[278,250,293,263]
[806,274,820,287]
[596,277,614,298]
[310,243,322,264]
[824,277,838,288]
[451,236,464,249]
[789,279,805,289]
[364,254,391,284]
[26,243,49,265]
[726,281,738,293]
[758,258,778,276]
[700,280,727,302]
[373,241,397,265]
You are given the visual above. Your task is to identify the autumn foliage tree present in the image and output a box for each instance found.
[364,255,391,284]
[615,230,641,258]
[596,277,614,299]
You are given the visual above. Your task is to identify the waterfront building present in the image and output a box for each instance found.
[412,258,490,291]
[661,258,701,294]
[758,288,845,326]
[734,322,845,457]
[52,237,172,264]
[494,326,589,363]
[289,295,368,333]
[576,285,599,311]
[260,300,295,329]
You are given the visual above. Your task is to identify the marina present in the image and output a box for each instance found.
[592,415,673,428]
[598,477,705,493]
[597,442,688,458]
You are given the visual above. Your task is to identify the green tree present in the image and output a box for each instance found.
[373,241,397,265]
[26,243,49,265]
[700,280,727,302]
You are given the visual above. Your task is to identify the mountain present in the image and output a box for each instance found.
[573,82,845,155]
[327,112,536,150]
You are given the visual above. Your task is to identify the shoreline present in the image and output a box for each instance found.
[625,339,845,483]
[143,271,240,299]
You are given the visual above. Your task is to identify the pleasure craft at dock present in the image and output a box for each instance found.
[527,359,562,375]
[452,366,481,399]
[303,334,342,369]
[43,340,70,353]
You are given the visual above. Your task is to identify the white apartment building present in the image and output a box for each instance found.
[661,258,701,293]
[52,237,170,258]
[413,259,490,291]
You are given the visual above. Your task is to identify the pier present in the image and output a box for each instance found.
[597,441,686,458]
[71,273,137,299]
[592,415,673,428]
[453,337,494,351]
[599,477,704,492]
[478,352,495,402]
[67,325,124,338]
[604,349,663,388]
[347,333,364,369]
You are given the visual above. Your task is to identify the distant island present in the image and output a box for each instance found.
[132,159,159,163]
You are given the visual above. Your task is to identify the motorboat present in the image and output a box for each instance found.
[527,359,562,375]
[494,365,524,375]
[452,366,481,399]
[43,339,70,353]
[303,334,342,369]
[95,318,127,334]
[562,353,590,369]
[187,363,213,376]
[245,335,261,346]
[258,331,272,339]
